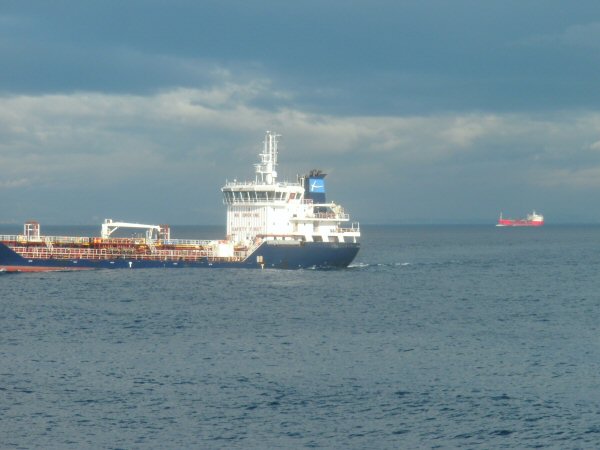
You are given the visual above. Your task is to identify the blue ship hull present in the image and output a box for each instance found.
[0,241,360,272]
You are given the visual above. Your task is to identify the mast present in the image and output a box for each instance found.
[254,131,280,185]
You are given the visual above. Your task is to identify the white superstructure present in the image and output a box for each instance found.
[526,211,544,222]
[221,131,360,246]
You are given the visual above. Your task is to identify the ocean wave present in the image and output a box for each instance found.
[348,262,413,270]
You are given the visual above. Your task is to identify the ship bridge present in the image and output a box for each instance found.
[221,131,359,245]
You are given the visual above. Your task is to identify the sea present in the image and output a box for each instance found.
[2,224,600,449]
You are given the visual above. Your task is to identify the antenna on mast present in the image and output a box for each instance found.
[255,131,280,184]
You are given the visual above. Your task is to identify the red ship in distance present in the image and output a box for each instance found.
[497,211,544,227]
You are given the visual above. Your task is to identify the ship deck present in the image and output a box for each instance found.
[0,235,248,262]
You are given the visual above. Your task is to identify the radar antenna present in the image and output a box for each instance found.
[255,131,280,184]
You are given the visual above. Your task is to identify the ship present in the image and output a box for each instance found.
[0,131,360,272]
[496,211,544,227]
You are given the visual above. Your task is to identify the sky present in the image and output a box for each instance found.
[2,0,600,225]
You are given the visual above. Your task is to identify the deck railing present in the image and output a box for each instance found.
[0,234,91,245]
[0,234,216,248]
[8,245,247,262]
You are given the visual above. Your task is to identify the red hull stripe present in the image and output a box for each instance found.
[498,220,544,226]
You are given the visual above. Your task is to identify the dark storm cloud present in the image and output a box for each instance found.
[3,0,600,112]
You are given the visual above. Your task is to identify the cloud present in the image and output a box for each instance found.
[3,79,600,223]
[532,166,600,189]
[0,178,30,189]
[4,2,600,116]
[520,21,600,49]
[2,84,600,181]
[559,22,600,48]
